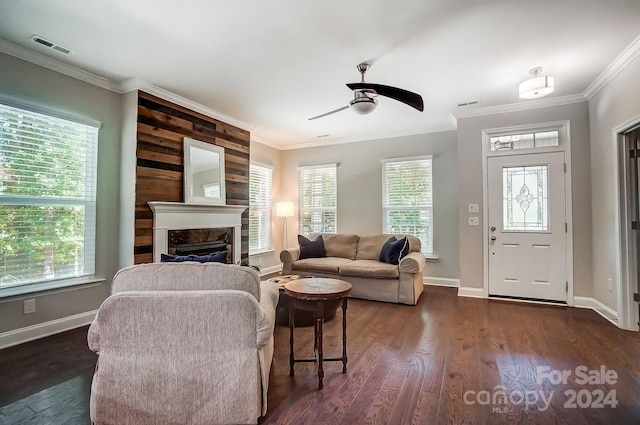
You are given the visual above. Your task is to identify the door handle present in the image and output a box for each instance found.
[490,236,496,241]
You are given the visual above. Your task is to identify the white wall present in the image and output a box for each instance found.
[589,52,640,313]
[0,53,122,334]
[280,131,459,279]
[457,102,593,296]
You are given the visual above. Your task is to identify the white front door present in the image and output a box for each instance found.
[487,152,567,302]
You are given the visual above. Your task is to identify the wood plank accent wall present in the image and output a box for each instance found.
[134,91,250,264]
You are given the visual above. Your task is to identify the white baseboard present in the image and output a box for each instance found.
[573,296,619,326]
[0,309,97,350]
[423,276,460,287]
[458,286,485,298]
[260,265,282,276]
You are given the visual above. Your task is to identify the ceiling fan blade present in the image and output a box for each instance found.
[347,83,424,111]
[308,105,350,121]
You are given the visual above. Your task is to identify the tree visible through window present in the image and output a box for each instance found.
[298,164,337,234]
[249,164,272,252]
[382,156,433,254]
[0,102,98,290]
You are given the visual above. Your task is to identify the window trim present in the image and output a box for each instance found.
[381,155,433,255]
[0,100,100,297]
[248,163,273,254]
[297,163,337,234]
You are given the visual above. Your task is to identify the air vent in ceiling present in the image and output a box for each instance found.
[31,35,73,55]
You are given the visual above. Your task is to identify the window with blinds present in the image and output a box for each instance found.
[298,164,337,234]
[0,102,99,291]
[382,156,433,254]
[249,164,272,253]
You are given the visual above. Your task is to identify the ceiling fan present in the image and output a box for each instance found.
[308,62,424,121]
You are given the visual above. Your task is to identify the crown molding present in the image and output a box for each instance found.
[583,35,640,100]
[250,134,285,150]
[117,78,255,132]
[452,94,586,121]
[0,38,120,92]
[0,38,257,133]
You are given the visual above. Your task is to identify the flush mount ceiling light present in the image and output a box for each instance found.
[519,67,554,99]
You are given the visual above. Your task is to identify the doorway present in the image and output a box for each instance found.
[619,124,640,329]
[487,152,567,302]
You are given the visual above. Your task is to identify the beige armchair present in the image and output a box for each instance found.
[88,262,279,425]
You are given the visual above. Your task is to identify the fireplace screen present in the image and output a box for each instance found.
[167,228,233,263]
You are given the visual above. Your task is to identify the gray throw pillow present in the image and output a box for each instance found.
[298,234,326,259]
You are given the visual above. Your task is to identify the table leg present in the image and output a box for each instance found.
[317,317,324,389]
[289,298,295,376]
[342,297,348,374]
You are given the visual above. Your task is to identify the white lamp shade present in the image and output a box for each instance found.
[275,201,295,217]
[519,75,554,99]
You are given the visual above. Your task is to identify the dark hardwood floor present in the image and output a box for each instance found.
[1,286,639,424]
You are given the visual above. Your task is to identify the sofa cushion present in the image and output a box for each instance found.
[298,234,325,259]
[312,233,359,259]
[379,237,410,265]
[356,234,392,260]
[292,257,353,274]
[339,260,400,279]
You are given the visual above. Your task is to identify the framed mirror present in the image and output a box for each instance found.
[183,137,226,205]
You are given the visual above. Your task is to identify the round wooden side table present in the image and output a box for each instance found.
[284,277,352,390]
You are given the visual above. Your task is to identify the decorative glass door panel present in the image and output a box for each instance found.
[502,165,549,232]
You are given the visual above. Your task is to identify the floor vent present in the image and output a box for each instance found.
[31,35,73,55]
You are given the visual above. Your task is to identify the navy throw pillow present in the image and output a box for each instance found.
[160,251,228,263]
[298,234,325,259]
[379,237,410,265]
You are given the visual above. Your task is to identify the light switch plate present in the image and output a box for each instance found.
[468,203,479,213]
[24,299,36,314]
[468,216,479,226]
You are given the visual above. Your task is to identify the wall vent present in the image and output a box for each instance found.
[457,100,480,107]
[31,35,73,55]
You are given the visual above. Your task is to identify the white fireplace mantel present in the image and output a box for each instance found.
[148,202,248,263]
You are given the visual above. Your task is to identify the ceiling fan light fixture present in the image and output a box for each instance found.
[350,97,378,115]
[519,67,554,99]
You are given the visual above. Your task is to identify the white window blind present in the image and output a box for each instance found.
[0,102,99,291]
[249,164,272,253]
[382,156,433,254]
[298,164,337,234]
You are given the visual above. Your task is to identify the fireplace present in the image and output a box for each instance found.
[168,228,233,261]
[148,202,247,263]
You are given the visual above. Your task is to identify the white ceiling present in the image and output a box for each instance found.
[0,0,639,149]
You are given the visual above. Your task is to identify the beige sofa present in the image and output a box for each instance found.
[280,233,425,305]
[88,262,279,425]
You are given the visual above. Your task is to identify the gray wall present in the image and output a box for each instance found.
[457,102,593,297]
[249,140,284,272]
[0,53,122,333]
[280,131,459,279]
[589,53,640,311]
